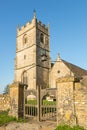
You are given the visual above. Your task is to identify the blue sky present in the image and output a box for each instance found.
[0,0,87,93]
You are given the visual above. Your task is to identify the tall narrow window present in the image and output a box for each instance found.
[45,37,48,45]
[24,55,26,59]
[23,34,28,46]
[40,33,44,43]
[24,37,27,43]
[22,71,28,84]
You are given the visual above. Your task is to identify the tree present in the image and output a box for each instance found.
[4,84,10,94]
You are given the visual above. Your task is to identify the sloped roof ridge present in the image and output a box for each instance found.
[62,59,87,77]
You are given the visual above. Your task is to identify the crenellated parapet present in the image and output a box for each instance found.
[16,16,49,37]
[37,20,49,35]
[17,17,37,36]
[38,20,48,30]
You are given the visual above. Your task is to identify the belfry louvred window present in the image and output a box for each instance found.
[41,48,47,61]
[41,48,46,56]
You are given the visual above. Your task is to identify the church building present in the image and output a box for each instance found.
[14,13,87,89]
[10,13,87,128]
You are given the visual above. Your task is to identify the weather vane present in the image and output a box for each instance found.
[33,9,36,18]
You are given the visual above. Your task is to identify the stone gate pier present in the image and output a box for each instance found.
[56,76,87,129]
[9,82,25,118]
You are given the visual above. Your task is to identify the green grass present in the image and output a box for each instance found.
[55,125,86,130]
[0,111,86,130]
[27,99,56,105]
[27,100,37,105]
[27,100,56,115]
[0,110,16,126]
[42,100,56,105]
[0,110,25,126]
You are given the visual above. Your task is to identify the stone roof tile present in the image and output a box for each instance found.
[62,60,87,78]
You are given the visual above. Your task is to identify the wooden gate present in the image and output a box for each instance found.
[24,87,38,121]
[40,88,57,121]
[24,86,57,122]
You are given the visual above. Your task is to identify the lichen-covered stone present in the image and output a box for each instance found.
[0,94,10,111]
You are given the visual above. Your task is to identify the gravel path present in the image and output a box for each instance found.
[0,121,56,130]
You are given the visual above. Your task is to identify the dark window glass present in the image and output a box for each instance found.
[40,33,44,43]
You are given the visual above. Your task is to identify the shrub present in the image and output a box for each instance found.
[0,111,16,126]
[73,125,85,130]
[55,125,86,130]
[55,125,72,130]
[0,110,25,126]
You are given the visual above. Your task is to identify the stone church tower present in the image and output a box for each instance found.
[14,14,50,89]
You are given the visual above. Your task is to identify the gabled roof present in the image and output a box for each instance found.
[62,60,87,78]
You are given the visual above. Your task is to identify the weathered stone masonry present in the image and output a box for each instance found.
[75,80,87,128]
[57,76,87,129]
[0,94,10,111]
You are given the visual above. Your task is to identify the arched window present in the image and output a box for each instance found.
[23,34,28,46]
[45,37,48,45]
[40,33,44,43]
[21,71,28,84]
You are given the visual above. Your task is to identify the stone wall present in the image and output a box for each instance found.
[0,77,87,129]
[56,76,76,126]
[0,82,25,118]
[9,82,24,118]
[56,76,87,130]
[75,82,87,129]
[0,94,10,111]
